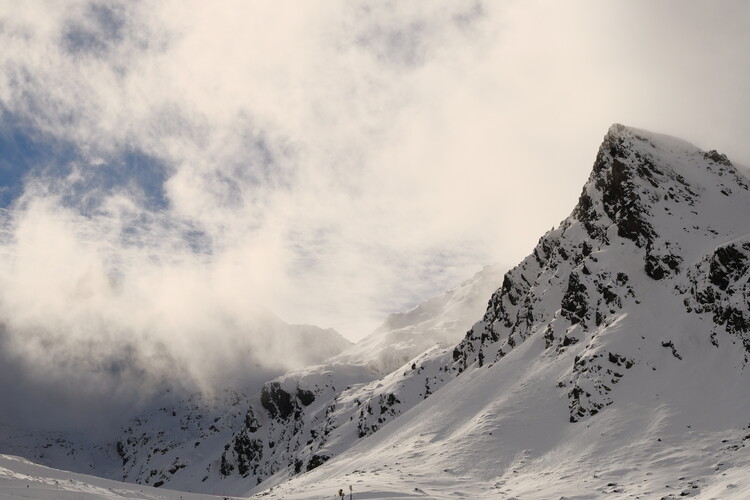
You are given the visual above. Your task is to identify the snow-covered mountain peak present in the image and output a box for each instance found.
[254,124,750,499]
[578,123,747,249]
[332,264,502,375]
[448,124,750,417]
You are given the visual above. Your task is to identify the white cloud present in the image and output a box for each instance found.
[0,1,748,418]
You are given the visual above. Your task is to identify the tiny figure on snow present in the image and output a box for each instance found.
[338,488,345,498]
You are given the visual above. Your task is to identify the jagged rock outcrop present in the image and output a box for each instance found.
[450,124,750,421]
[681,241,750,354]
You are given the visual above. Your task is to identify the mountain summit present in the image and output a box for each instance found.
[454,123,750,376]
[254,125,750,498]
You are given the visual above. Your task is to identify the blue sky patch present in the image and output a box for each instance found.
[0,109,170,212]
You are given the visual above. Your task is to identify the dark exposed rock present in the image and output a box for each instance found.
[704,150,732,166]
[219,454,234,476]
[244,408,260,433]
[709,245,748,291]
[232,434,263,477]
[561,273,589,325]
[684,242,750,352]
[261,383,294,420]
[306,454,329,472]
[296,388,316,407]
[594,143,656,248]
[661,341,683,360]
[645,251,682,280]
[116,440,129,466]
[573,191,606,242]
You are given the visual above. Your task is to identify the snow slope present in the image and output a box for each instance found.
[0,454,238,499]
[247,124,750,499]
[113,265,502,494]
[333,265,502,376]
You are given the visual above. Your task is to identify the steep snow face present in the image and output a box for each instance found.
[333,265,502,375]
[450,123,750,421]
[249,125,750,498]
[115,266,502,494]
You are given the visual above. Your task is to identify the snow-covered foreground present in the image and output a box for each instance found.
[255,428,750,499]
[255,333,750,499]
[0,454,240,500]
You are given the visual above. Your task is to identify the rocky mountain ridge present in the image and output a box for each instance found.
[251,124,750,499]
[113,264,502,493]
